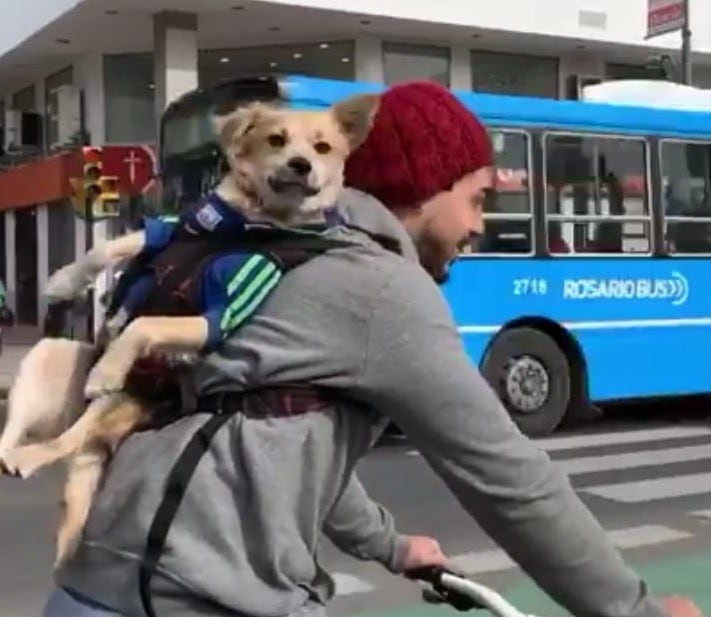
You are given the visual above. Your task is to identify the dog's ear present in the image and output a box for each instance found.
[331,94,380,151]
[212,102,268,150]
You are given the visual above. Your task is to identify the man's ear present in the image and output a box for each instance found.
[212,101,269,150]
[331,94,380,151]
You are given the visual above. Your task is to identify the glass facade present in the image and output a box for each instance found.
[383,42,450,87]
[199,41,355,88]
[44,65,74,148]
[471,50,558,98]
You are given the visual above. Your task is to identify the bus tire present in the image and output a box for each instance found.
[481,327,570,437]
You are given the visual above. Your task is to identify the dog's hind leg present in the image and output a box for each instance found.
[55,449,105,569]
[0,409,26,463]
[54,396,147,568]
[0,338,95,469]
[0,392,128,479]
[0,349,45,461]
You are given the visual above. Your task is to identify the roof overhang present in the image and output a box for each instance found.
[0,0,688,94]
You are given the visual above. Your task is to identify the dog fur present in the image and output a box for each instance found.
[0,92,379,568]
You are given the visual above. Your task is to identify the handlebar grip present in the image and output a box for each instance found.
[404,565,443,584]
[405,566,485,612]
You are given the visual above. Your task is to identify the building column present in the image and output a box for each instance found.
[558,53,606,99]
[34,77,46,151]
[4,211,15,315]
[153,11,198,117]
[1,94,11,152]
[449,45,472,91]
[73,53,109,334]
[75,53,106,145]
[36,204,48,322]
[354,36,383,83]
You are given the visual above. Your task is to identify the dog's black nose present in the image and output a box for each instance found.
[287,156,312,176]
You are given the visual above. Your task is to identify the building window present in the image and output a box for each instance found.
[14,206,38,324]
[103,53,156,144]
[0,213,5,284]
[199,41,355,89]
[470,50,558,98]
[694,66,711,89]
[606,62,666,81]
[9,85,41,151]
[47,200,76,275]
[476,130,532,255]
[382,42,450,87]
[44,66,74,149]
[12,85,36,112]
[661,140,711,254]
[544,133,650,254]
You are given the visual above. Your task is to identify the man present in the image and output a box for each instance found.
[47,81,701,617]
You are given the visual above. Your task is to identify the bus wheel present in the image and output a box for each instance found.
[481,327,570,437]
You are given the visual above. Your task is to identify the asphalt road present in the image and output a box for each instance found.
[1,404,709,617]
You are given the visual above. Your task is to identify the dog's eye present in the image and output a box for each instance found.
[268,134,286,148]
[314,141,332,154]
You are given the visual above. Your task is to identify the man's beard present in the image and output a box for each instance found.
[415,233,481,285]
[414,235,452,285]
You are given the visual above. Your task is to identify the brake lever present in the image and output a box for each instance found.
[405,566,485,611]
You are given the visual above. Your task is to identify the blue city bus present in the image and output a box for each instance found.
[156,75,711,436]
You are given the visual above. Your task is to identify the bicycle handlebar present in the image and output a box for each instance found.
[406,566,539,617]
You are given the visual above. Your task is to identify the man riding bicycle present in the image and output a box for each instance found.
[45,81,702,617]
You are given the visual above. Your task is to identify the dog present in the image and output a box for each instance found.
[0,92,379,568]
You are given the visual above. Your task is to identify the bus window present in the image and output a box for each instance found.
[473,129,532,255]
[661,140,711,254]
[544,133,650,255]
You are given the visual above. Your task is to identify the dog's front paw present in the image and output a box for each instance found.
[84,360,129,399]
[0,444,52,479]
[45,263,91,303]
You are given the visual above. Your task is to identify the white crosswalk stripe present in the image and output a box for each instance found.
[332,573,377,595]
[333,424,711,596]
[447,525,694,576]
[533,425,711,451]
[581,472,711,502]
[406,424,711,503]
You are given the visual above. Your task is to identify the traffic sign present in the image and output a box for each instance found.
[646,0,685,38]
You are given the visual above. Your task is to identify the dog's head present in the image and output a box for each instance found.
[213,94,379,221]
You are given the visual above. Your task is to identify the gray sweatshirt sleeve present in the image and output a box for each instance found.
[322,472,409,573]
[355,262,668,617]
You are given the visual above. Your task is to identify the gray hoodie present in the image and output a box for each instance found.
[58,189,667,617]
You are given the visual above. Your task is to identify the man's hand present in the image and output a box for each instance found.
[400,535,448,571]
[661,596,705,617]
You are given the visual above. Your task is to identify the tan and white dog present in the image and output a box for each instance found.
[0,92,379,567]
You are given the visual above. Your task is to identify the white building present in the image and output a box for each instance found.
[1,0,711,150]
[0,0,710,327]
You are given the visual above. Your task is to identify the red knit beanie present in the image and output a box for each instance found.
[344,80,494,210]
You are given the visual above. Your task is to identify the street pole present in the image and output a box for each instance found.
[680,0,692,84]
